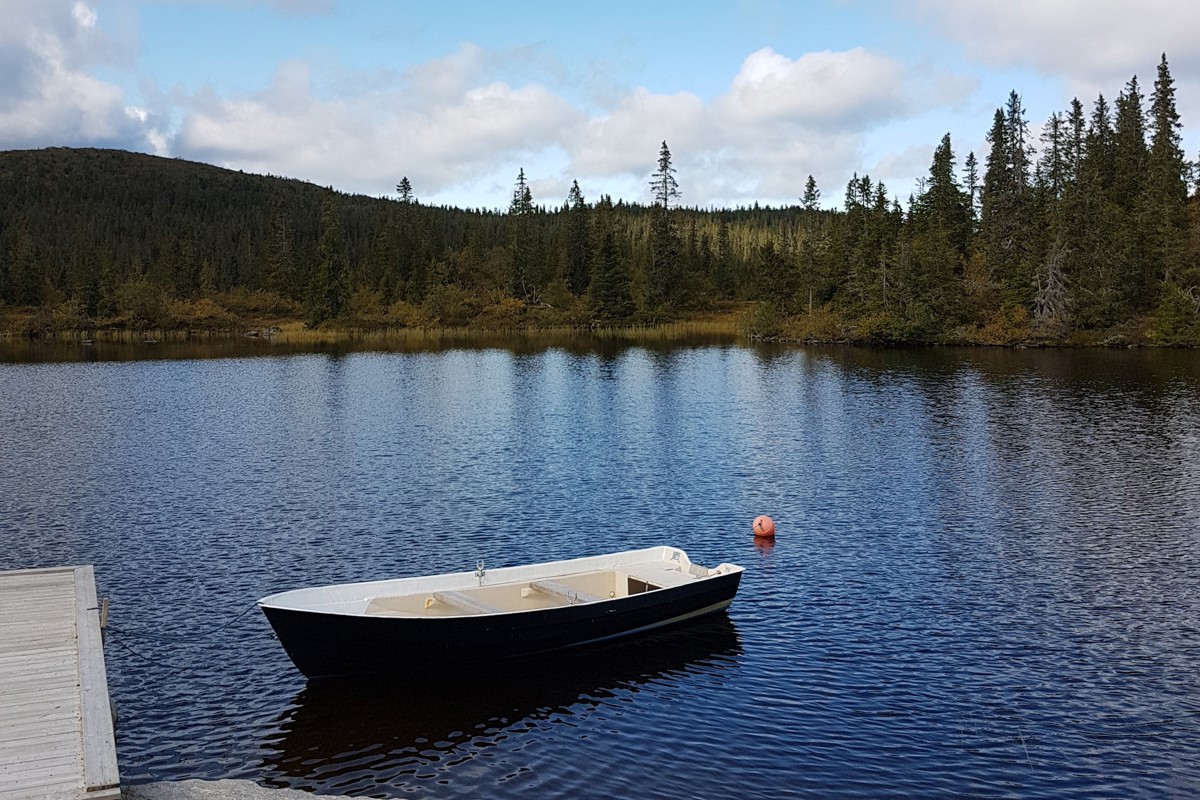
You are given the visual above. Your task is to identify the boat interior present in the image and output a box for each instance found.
[363,563,708,617]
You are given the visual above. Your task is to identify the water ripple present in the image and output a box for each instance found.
[2,344,1199,798]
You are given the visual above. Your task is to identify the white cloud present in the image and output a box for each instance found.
[909,0,1200,82]
[908,0,1200,168]
[0,3,983,208]
[718,47,911,130]
[168,43,976,208]
[72,2,98,28]
[174,52,582,197]
[564,47,974,207]
[0,0,158,150]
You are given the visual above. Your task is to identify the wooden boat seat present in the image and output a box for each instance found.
[622,564,696,589]
[433,590,502,615]
[529,579,603,604]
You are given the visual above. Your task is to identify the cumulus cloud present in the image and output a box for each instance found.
[718,47,912,130]
[0,2,980,207]
[568,47,974,206]
[0,0,159,150]
[174,49,581,196]
[909,0,1200,81]
[908,0,1200,171]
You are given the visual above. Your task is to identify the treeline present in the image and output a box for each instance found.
[1,55,1198,344]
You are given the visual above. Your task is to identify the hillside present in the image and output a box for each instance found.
[1,131,1198,345]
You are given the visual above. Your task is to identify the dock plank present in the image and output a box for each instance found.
[0,565,120,800]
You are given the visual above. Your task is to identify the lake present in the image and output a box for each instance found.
[1,338,1198,798]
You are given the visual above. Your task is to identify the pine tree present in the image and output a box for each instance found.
[588,195,632,320]
[1036,112,1069,200]
[1071,93,1123,326]
[565,180,590,295]
[1112,76,1148,211]
[265,207,295,297]
[396,177,415,204]
[1065,98,1086,183]
[305,194,349,326]
[1004,92,1033,196]
[963,151,980,226]
[713,216,736,298]
[10,217,42,306]
[1146,54,1189,286]
[1112,75,1154,312]
[801,175,821,211]
[908,135,970,328]
[647,142,681,309]
[650,141,680,208]
[508,168,535,299]
[982,103,1033,308]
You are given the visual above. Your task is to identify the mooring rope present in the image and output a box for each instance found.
[104,631,201,673]
[104,601,262,642]
[102,601,272,672]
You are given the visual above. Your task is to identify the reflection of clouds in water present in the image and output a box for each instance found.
[259,616,742,795]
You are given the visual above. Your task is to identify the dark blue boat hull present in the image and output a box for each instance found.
[261,570,742,679]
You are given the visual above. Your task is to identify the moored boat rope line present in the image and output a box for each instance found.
[105,602,262,642]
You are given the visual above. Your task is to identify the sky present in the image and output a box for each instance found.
[2,0,1199,210]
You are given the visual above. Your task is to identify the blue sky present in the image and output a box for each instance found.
[3,0,1198,209]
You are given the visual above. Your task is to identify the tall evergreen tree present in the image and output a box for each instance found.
[564,180,590,295]
[588,195,632,320]
[305,194,349,326]
[264,206,296,297]
[1070,93,1124,326]
[508,168,535,299]
[396,177,415,204]
[963,151,980,226]
[650,141,680,208]
[1036,112,1069,200]
[1112,75,1148,211]
[908,135,970,328]
[713,216,736,298]
[1065,98,1087,182]
[801,175,821,211]
[981,98,1035,308]
[647,142,681,309]
[1146,54,1189,286]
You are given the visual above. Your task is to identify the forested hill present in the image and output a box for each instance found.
[2,55,1200,346]
[0,146,835,334]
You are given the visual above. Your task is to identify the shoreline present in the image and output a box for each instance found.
[124,780,352,800]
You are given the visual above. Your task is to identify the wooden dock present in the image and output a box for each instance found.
[0,566,120,800]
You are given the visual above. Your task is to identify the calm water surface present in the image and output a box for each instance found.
[1,340,1199,798]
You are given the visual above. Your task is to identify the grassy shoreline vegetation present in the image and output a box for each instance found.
[2,57,1199,348]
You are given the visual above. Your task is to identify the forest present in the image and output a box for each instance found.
[1,55,1198,345]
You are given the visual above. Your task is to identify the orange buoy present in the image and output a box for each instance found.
[753,514,776,539]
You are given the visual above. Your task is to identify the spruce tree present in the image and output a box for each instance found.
[565,180,590,295]
[909,135,969,328]
[305,194,349,326]
[396,177,414,204]
[1113,75,1153,312]
[650,141,680,208]
[1147,54,1189,285]
[264,206,295,297]
[508,168,535,299]
[801,175,821,211]
[647,142,681,309]
[1112,76,1148,211]
[588,195,632,320]
[963,152,980,226]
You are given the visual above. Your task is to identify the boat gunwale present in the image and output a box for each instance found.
[257,546,744,620]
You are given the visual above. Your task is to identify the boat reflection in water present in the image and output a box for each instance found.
[258,615,742,796]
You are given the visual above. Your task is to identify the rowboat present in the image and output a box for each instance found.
[258,546,744,679]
